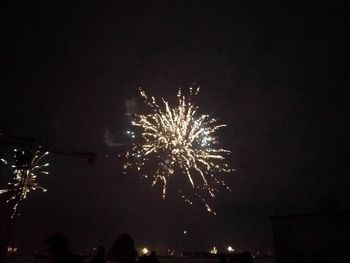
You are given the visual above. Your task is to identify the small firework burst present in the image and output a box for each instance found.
[0,149,49,217]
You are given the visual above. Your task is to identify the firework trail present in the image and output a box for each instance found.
[0,149,49,218]
[122,86,233,214]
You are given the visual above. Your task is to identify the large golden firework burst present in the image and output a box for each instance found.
[123,86,233,214]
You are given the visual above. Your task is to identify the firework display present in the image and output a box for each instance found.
[123,86,233,214]
[0,149,49,217]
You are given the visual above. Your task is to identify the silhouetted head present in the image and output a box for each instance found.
[107,233,136,263]
[240,252,253,263]
[220,253,227,263]
[45,234,70,255]
[95,246,105,258]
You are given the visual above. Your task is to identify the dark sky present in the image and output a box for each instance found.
[1,1,349,255]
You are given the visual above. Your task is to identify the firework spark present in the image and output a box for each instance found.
[0,149,49,217]
[123,86,233,214]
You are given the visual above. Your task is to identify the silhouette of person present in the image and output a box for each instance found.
[219,254,227,263]
[106,233,137,263]
[237,252,253,263]
[45,234,83,263]
[90,246,105,263]
[137,251,160,263]
[297,252,306,263]
[228,254,239,263]
[150,251,160,263]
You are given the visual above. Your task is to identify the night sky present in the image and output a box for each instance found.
[1,1,348,256]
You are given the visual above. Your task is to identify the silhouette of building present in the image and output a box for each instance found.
[270,210,350,263]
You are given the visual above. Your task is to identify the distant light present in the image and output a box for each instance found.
[7,247,17,253]
[227,246,234,252]
[142,247,149,255]
[209,246,218,254]
[183,230,187,235]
